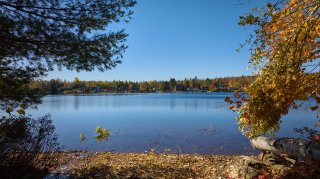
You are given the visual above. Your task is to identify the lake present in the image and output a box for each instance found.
[30,92,317,155]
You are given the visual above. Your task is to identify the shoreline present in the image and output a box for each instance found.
[45,151,320,178]
[44,90,238,96]
[4,150,319,178]
[49,151,240,178]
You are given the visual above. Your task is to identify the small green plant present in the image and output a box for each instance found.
[79,127,111,142]
[95,127,111,142]
[80,133,86,142]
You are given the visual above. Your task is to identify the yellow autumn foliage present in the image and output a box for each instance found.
[236,0,320,138]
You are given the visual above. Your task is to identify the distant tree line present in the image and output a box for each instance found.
[29,76,255,95]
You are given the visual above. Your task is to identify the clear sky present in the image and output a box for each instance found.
[47,0,260,82]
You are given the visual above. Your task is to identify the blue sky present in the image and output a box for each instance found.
[47,0,261,81]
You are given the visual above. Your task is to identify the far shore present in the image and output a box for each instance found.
[44,90,239,96]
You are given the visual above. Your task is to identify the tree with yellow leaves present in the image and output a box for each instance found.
[229,0,320,138]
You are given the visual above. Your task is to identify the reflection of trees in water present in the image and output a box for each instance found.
[47,95,69,111]
[74,95,80,111]
[110,98,228,110]
[169,98,176,110]
[41,94,230,111]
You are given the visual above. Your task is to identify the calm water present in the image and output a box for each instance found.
[29,92,316,154]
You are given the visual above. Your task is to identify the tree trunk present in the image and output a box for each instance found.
[250,136,320,161]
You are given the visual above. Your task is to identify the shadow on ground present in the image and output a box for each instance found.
[0,165,48,179]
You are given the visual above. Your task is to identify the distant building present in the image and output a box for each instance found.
[200,86,209,92]
[107,86,117,92]
[74,88,85,93]
[90,86,101,93]
[175,84,185,91]
[118,86,128,93]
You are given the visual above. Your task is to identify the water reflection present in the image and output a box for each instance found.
[29,92,316,154]
[53,93,231,111]
[74,95,80,111]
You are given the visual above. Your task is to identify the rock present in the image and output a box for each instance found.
[262,152,280,165]
[229,154,299,178]
[241,156,265,169]
[228,156,263,178]
[262,152,297,166]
